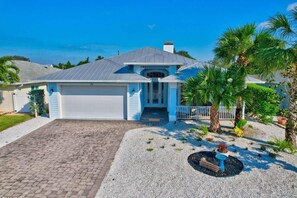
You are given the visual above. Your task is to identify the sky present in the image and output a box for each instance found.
[0,0,296,64]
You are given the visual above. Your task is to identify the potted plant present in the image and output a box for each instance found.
[277,117,286,125]
[216,142,229,157]
[278,109,288,125]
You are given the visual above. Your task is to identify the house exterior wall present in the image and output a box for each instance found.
[128,83,141,120]
[0,86,15,112]
[0,83,50,113]
[48,83,61,119]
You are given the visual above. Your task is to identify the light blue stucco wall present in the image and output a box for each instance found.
[128,83,141,120]
[168,66,177,75]
[168,82,177,121]
[48,83,60,119]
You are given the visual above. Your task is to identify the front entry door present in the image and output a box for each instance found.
[145,78,166,107]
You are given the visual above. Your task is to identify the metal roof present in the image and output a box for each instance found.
[8,61,60,84]
[250,71,290,84]
[160,63,266,84]
[35,47,197,82]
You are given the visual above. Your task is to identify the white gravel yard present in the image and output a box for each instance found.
[96,120,297,198]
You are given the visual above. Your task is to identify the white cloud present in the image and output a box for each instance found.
[148,24,156,30]
[287,2,297,11]
[257,21,270,28]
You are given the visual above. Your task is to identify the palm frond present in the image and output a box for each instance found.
[268,14,296,38]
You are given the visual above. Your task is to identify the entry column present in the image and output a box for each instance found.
[168,82,177,121]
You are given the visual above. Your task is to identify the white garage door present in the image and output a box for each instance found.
[61,85,127,120]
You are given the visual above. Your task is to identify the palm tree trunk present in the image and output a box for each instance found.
[234,96,243,127]
[285,79,297,148]
[210,105,220,133]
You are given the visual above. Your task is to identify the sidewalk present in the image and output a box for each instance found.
[0,116,53,148]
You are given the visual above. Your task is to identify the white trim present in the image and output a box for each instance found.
[124,62,183,66]
[22,79,151,84]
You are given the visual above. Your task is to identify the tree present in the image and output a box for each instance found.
[1,55,30,62]
[174,50,195,60]
[0,57,20,84]
[95,55,104,61]
[77,57,90,66]
[184,65,245,133]
[53,61,75,70]
[258,8,297,148]
[214,24,284,126]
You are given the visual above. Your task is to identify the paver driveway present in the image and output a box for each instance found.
[0,120,143,198]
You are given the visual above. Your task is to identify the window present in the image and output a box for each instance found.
[146,72,165,78]
[31,85,39,90]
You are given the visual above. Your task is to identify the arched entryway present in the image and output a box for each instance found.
[143,70,168,107]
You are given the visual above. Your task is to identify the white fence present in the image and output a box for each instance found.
[176,106,236,120]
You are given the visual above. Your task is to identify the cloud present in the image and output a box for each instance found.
[148,24,156,30]
[287,2,297,11]
[257,21,270,28]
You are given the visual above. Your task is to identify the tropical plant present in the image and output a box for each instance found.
[236,119,247,128]
[184,65,245,133]
[256,7,297,148]
[268,138,297,154]
[28,89,45,116]
[200,125,209,136]
[234,126,244,137]
[214,24,284,126]
[0,57,20,84]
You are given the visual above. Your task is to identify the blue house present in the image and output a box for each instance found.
[37,43,262,121]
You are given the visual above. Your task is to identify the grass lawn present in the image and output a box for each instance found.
[0,115,33,132]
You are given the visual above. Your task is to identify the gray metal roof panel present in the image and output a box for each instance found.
[10,61,60,83]
[37,47,198,82]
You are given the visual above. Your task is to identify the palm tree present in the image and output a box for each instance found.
[0,57,20,84]
[258,8,297,148]
[214,24,284,126]
[184,65,245,133]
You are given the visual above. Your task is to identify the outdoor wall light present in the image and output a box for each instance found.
[50,89,54,94]
[132,89,136,95]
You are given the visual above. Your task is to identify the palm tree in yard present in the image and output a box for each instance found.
[258,8,297,148]
[214,24,284,126]
[0,57,20,84]
[184,65,245,133]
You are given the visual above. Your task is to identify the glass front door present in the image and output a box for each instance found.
[145,80,166,107]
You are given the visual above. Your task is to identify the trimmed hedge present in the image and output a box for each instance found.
[244,84,280,124]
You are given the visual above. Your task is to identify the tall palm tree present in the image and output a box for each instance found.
[184,65,245,133]
[0,57,20,84]
[258,8,297,148]
[214,24,285,126]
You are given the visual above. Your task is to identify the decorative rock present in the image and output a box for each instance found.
[171,143,176,147]
[146,141,151,144]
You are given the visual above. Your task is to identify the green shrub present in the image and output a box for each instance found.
[189,128,196,133]
[28,89,45,116]
[236,119,247,129]
[244,84,280,124]
[269,138,297,154]
[146,148,154,152]
[199,125,209,136]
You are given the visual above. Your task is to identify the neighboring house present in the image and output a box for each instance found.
[252,71,290,109]
[0,61,60,113]
[37,43,263,121]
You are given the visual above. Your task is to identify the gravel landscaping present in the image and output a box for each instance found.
[97,120,297,198]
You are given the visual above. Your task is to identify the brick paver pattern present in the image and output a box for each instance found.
[0,120,143,198]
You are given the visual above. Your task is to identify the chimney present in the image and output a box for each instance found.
[163,41,174,53]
